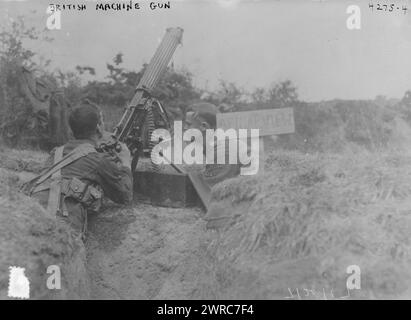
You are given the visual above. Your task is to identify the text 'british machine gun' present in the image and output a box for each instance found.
[97,27,184,172]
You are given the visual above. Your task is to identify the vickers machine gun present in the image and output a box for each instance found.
[98,27,183,172]
[98,27,211,209]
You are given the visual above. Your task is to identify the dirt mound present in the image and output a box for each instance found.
[0,168,90,299]
[205,150,411,299]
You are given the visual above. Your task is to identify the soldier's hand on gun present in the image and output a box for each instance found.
[117,142,132,169]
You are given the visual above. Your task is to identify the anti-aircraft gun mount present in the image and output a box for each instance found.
[98,28,208,209]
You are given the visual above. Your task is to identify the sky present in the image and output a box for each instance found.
[1,0,411,101]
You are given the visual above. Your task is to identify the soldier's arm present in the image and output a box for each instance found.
[203,163,240,187]
[203,139,241,187]
[96,154,133,205]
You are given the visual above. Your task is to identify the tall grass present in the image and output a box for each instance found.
[205,150,411,299]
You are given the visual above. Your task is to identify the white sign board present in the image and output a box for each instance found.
[216,108,295,175]
[216,107,295,136]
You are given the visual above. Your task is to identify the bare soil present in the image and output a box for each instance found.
[86,202,215,299]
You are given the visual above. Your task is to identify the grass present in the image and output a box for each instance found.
[205,149,411,299]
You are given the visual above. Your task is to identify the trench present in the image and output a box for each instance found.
[0,150,219,300]
[85,201,215,299]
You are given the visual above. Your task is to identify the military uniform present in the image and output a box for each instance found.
[202,138,258,230]
[25,139,133,238]
[202,138,250,187]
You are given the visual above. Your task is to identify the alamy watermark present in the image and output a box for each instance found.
[285,264,361,300]
[7,265,61,299]
[150,121,261,176]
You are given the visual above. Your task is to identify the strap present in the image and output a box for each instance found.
[32,177,101,214]
[35,143,96,186]
[47,146,64,216]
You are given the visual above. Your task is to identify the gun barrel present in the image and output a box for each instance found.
[136,27,183,94]
[115,27,183,140]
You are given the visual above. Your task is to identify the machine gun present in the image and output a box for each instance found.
[98,27,183,172]
[98,27,212,209]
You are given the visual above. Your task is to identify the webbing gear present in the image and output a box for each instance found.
[26,143,99,215]
[31,177,103,213]
[35,143,97,186]
[47,146,64,216]
[61,177,102,212]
